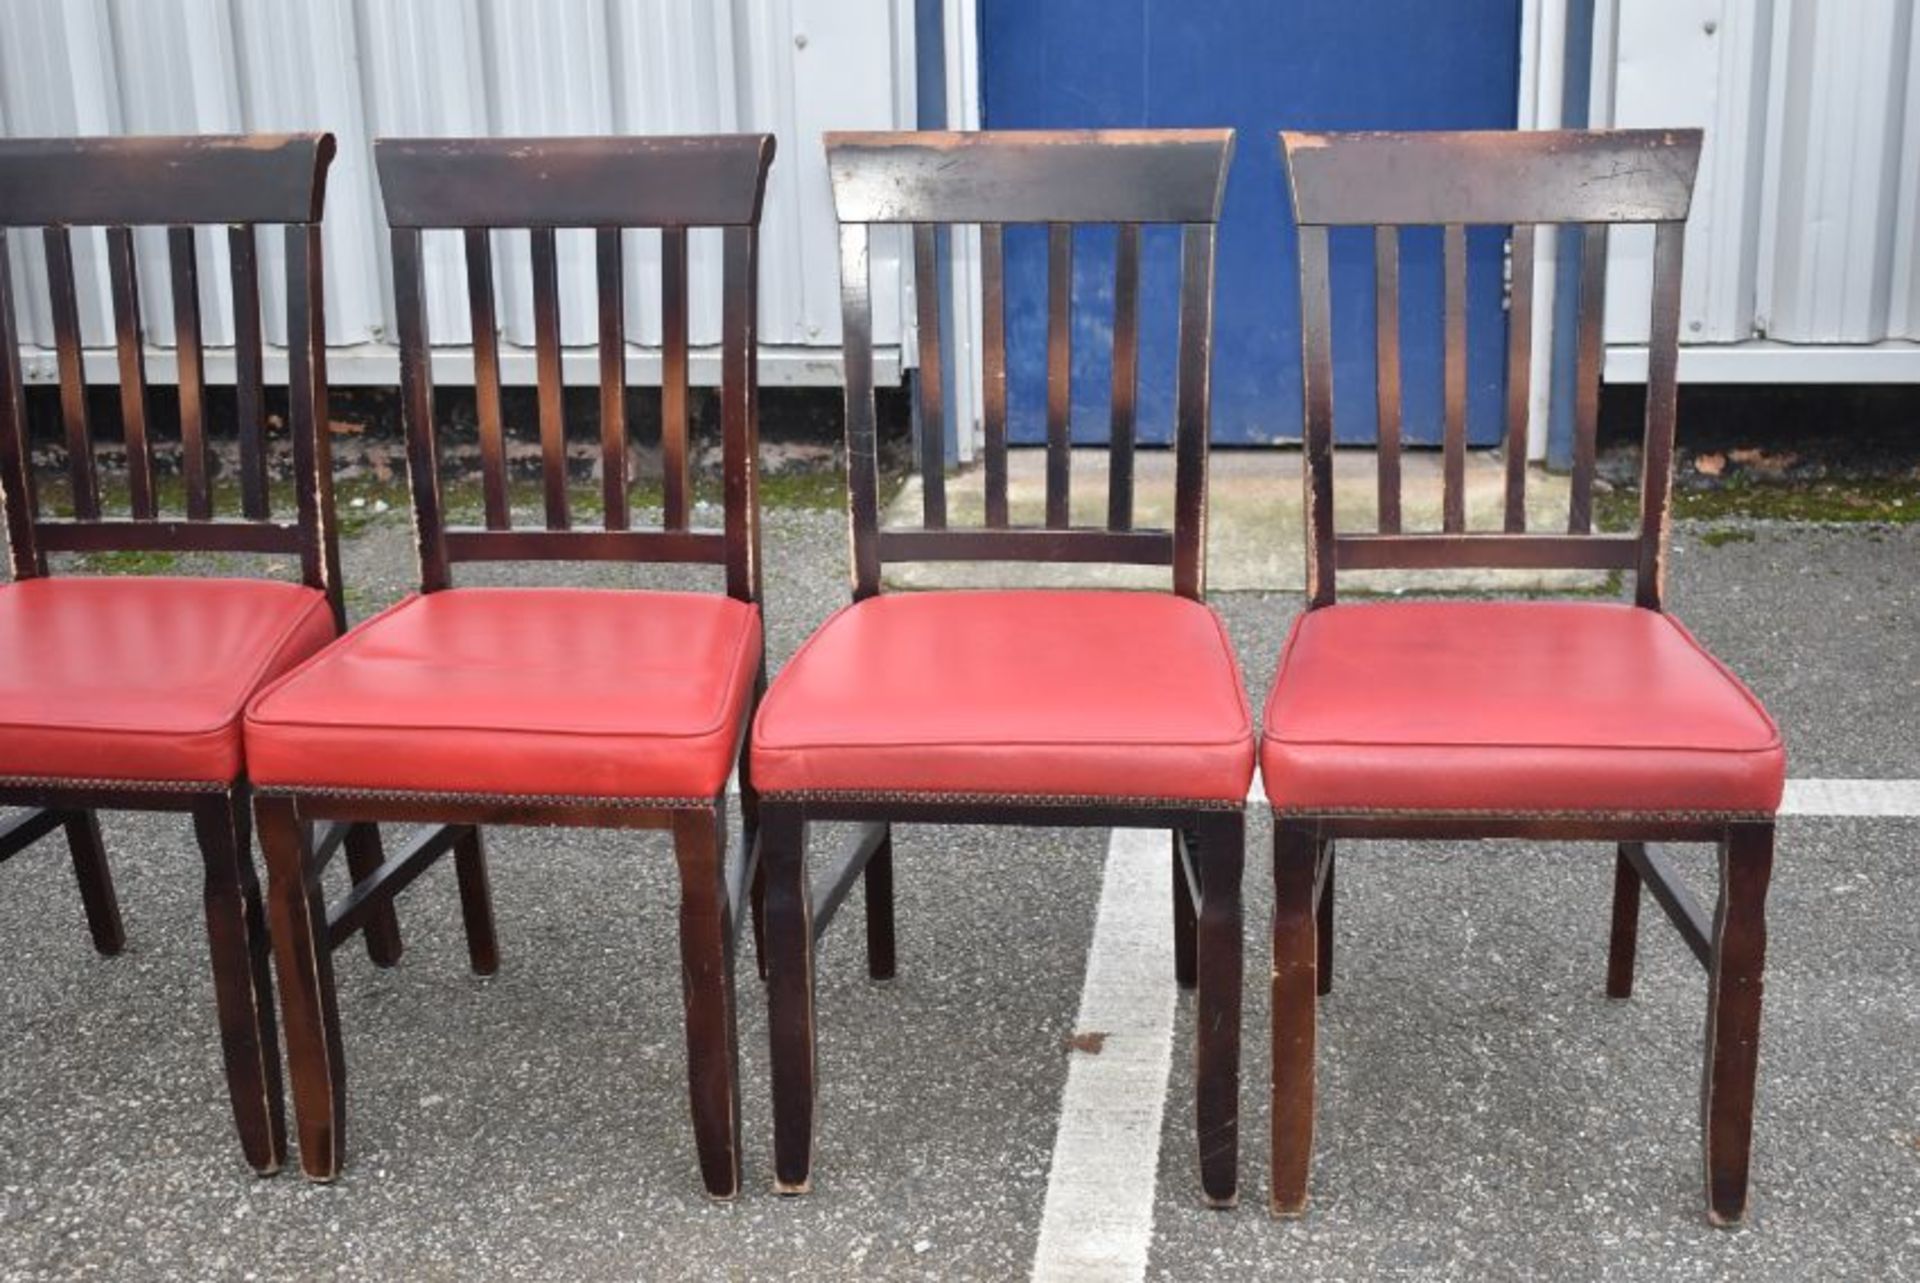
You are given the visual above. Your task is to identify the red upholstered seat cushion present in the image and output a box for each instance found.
[245,588,760,802]
[0,576,336,786]
[1261,602,1785,816]
[751,590,1254,804]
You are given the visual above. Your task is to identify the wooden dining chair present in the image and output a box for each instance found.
[1265,129,1784,1225]
[243,134,775,1197]
[0,134,406,1173]
[753,130,1254,1206]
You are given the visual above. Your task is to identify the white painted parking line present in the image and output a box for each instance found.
[1031,828,1177,1283]
[1781,778,1920,817]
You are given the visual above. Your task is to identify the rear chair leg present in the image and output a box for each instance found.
[738,716,769,982]
[256,794,348,1181]
[1271,819,1319,1216]
[1606,843,1643,999]
[1315,840,1334,997]
[1173,828,1198,990]
[64,809,124,956]
[863,823,896,981]
[342,822,403,968]
[192,789,286,1175]
[1702,821,1773,1227]
[1192,810,1244,1207]
[452,825,499,976]
[762,804,816,1193]
[672,807,743,1198]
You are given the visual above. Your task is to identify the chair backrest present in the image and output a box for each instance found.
[375,135,776,602]
[1280,128,1702,610]
[826,129,1235,600]
[0,134,341,618]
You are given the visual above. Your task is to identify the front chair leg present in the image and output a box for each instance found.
[342,822,403,968]
[671,807,743,1199]
[1606,842,1644,999]
[256,794,348,1181]
[1702,821,1774,1226]
[63,808,124,956]
[762,803,815,1193]
[191,789,286,1175]
[1173,828,1198,990]
[1192,810,1244,1207]
[1271,818,1319,1217]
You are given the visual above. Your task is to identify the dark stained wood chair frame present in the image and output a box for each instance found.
[252,134,775,1198]
[761,130,1248,1207]
[1272,128,1774,1226]
[0,133,398,1175]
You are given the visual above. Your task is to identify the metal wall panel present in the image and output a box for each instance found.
[1,0,917,384]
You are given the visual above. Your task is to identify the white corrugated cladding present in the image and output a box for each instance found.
[0,0,916,385]
[1593,0,1920,381]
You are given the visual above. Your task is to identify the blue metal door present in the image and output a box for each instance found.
[979,0,1522,445]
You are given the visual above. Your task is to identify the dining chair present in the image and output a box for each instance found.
[243,134,776,1196]
[753,129,1254,1206]
[0,133,404,1173]
[1265,128,1784,1225]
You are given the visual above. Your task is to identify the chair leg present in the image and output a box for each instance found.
[863,823,896,981]
[342,822,403,968]
[1315,839,1334,998]
[63,809,124,956]
[671,807,743,1199]
[1606,842,1643,999]
[738,717,769,982]
[256,794,348,1181]
[452,825,499,976]
[1702,821,1773,1227]
[191,789,286,1175]
[1172,828,1198,991]
[1271,819,1319,1217]
[1192,810,1244,1208]
[762,803,815,1193]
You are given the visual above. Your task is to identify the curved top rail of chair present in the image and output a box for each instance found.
[826,129,1235,225]
[375,134,777,229]
[1280,128,1702,226]
[0,134,335,227]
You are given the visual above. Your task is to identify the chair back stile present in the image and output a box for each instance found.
[373,135,776,604]
[0,135,341,622]
[825,129,1235,601]
[1280,128,1701,611]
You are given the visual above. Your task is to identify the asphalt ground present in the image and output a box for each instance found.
[2,510,1918,1280]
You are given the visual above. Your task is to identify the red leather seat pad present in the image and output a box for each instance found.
[245,588,761,802]
[752,590,1255,803]
[1261,601,1785,816]
[0,576,336,786]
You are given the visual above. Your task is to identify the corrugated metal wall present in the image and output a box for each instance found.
[0,0,916,383]
[1597,0,1920,357]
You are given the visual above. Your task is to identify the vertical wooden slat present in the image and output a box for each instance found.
[661,225,692,531]
[1568,222,1609,534]
[1298,225,1337,608]
[43,227,98,520]
[722,226,760,602]
[597,227,629,530]
[1171,224,1216,600]
[1441,222,1467,534]
[839,225,881,599]
[463,228,509,530]
[1045,222,1073,529]
[529,227,569,531]
[228,225,269,520]
[168,228,211,520]
[1108,222,1142,532]
[0,231,41,577]
[912,223,946,529]
[1502,225,1536,533]
[391,228,449,592]
[980,223,1008,528]
[1636,221,1685,611]
[286,225,338,607]
[1373,226,1402,533]
[106,227,155,518]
